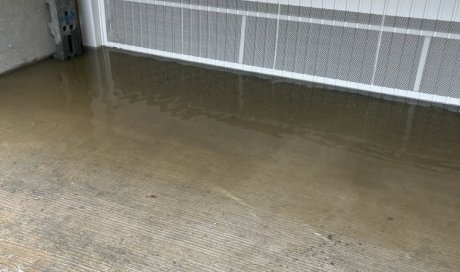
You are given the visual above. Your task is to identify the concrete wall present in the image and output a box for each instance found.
[0,0,55,74]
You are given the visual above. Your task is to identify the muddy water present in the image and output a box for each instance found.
[0,48,459,271]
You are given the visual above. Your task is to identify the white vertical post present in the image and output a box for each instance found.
[180,0,187,61]
[370,0,388,86]
[272,2,281,69]
[413,36,431,92]
[97,0,107,46]
[238,15,247,64]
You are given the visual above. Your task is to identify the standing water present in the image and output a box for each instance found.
[0,48,459,271]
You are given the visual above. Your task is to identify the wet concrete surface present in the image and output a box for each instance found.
[0,48,459,271]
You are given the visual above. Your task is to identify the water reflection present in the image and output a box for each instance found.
[61,48,460,175]
[2,48,460,272]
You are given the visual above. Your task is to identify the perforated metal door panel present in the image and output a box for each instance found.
[421,38,460,98]
[102,0,460,107]
[243,16,277,69]
[374,33,424,90]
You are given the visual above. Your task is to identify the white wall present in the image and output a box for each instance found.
[0,0,55,74]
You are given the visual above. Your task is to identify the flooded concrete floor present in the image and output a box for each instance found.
[0,48,459,271]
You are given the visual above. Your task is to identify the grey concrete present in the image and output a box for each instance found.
[0,48,459,271]
[0,0,55,74]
